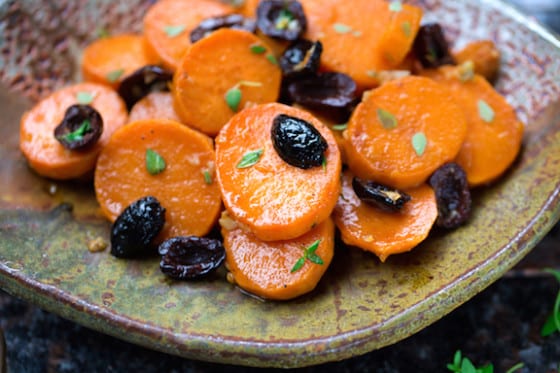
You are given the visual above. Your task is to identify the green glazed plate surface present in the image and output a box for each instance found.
[0,0,559,368]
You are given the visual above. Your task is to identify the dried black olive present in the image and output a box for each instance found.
[256,0,307,41]
[271,114,328,169]
[352,177,411,212]
[117,65,173,110]
[412,23,455,68]
[159,236,225,280]
[54,104,103,150]
[110,196,166,258]
[428,162,471,228]
[279,39,322,79]
[285,72,357,112]
[190,14,257,43]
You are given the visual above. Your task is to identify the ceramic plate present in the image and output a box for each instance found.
[0,0,559,368]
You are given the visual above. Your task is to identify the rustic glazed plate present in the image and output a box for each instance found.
[0,0,559,368]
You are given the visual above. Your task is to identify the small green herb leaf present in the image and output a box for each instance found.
[266,53,278,65]
[250,44,267,54]
[236,149,263,168]
[59,120,91,142]
[412,132,427,156]
[307,253,324,265]
[331,123,348,131]
[389,1,403,12]
[76,91,95,105]
[275,9,294,30]
[377,108,398,129]
[290,257,306,273]
[541,268,560,337]
[146,148,166,175]
[225,87,242,112]
[401,21,411,37]
[478,99,495,123]
[106,69,124,83]
[306,239,320,254]
[446,350,494,373]
[202,169,213,185]
[505,363,524,373]
[164,24,186,37]
[333,23,352,34]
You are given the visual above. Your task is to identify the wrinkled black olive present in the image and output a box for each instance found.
[256,0,307,41]
[352,177,411,212]
[271,114,328,169]
[412,23,455,68]
[190,14,257,43]
[110,196,166,258]
[117,65,173,110]
[280,39,322,79]
[285,72,357,111]
[54,104,103,150]
[428,162,471,228]
[159,236,225,280]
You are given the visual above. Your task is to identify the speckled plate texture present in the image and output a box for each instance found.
[0,0,559,368]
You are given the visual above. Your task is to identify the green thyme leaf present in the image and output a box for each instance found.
[333,23,352,34]
[250,44,267,54]
[146,148,166,175]
[266,53,278,65]
[478,99,495,123]
[377,108,398,129]
[306,239,321,254]
[307,253,324,265]
[76,91,95,105]
[401,21,411,37]
[106,69,125,83]
[59,119,91,142]
[236,149,263,168]
[290,257,306,273]
[331,123,348,131]
[389,1,403,12]
[164,24,186,37]
[412,132,427,156]
[202,169,212,185]
[225,87,242,112]
[275,9,294,30]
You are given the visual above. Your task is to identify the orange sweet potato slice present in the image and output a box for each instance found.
[221,212,335,300]
[173,28,282,136]
[344,75,467,189]
[215,103,341,241]
[421,66,524,186]
[94,119,221,241]
[301,0,422,91]
[333,170,437,262]
[81,34,157,89]
[143,0,235,72]
[128,91,183,124]
[19,83,128,180]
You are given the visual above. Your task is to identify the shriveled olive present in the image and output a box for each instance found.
[117,65,173,110]
[352,177,411,212]
[110,196,166,258]
[54,104,103,150]
[285,72,357,111]
[190,14,257,43]
[412,23,455,68]
[256,0,307,41]
[428,162,471,229]
[280,39,322,79]
[271,114,328,169]
[159,236,225,280]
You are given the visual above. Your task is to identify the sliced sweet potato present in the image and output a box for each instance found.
[19,83,128,180]
[81,34,157,89]
[143,0,235,71]
[344,75,467,189]
[173,28,282,136]
[215,103,341,241]
[128,91,183,124]
[453,40,501,82]
[333,170,437,262]
[301,0,422,91]
[221,211,335,300]
[94,119,221,241]
[421,66,524,186]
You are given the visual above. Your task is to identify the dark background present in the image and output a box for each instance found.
[1,1,559,372]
